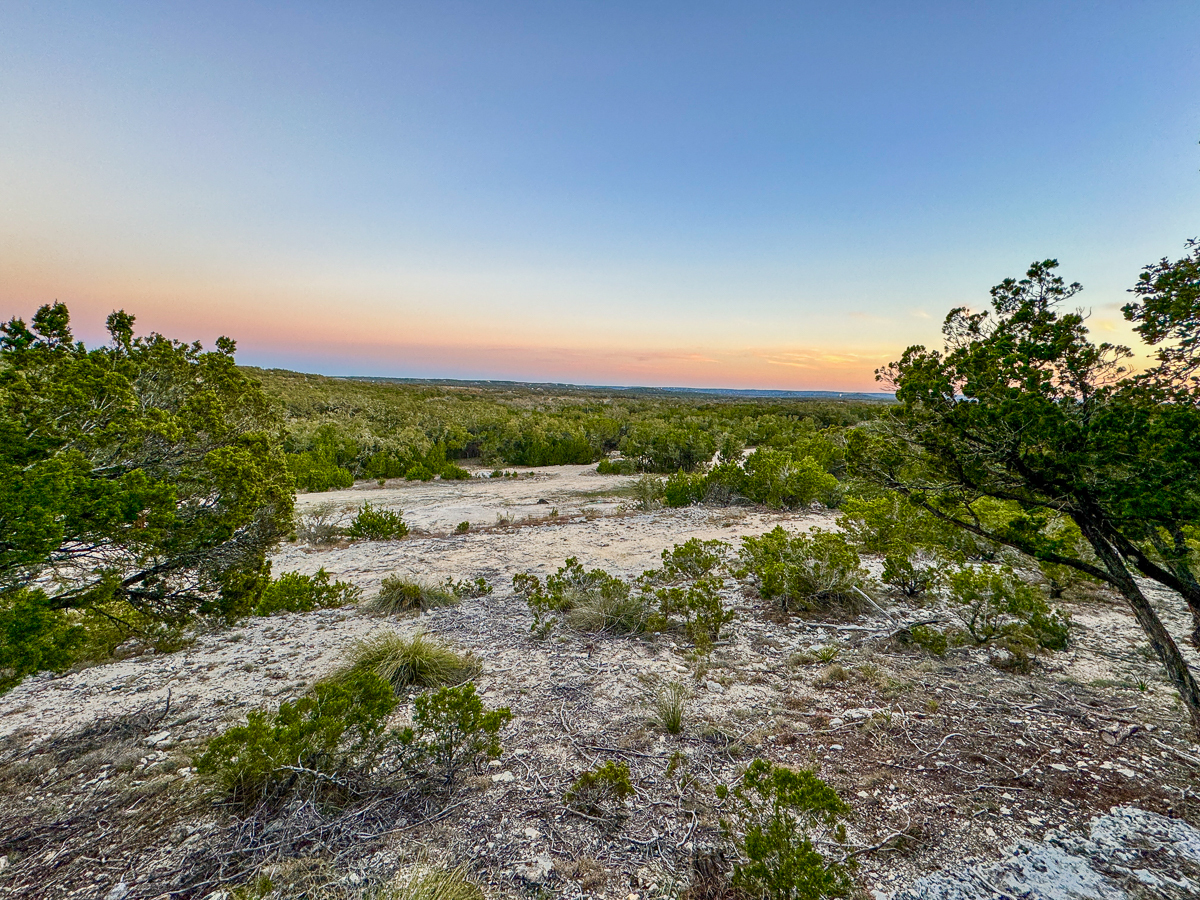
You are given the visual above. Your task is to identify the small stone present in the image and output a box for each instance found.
[524,826,541,841]
[515,852,554,884]
[704,680,725,694]
[143,730,172,747]
[491,771,515,783]
[105,884,130,900]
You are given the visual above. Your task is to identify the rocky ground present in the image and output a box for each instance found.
[2,465,1199,899]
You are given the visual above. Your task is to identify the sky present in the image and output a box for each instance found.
[2,2,1198,391]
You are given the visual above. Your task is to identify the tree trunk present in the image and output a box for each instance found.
[1168,525,1200,649]
[1085,524,1200,732]
[1147,526,1200,648]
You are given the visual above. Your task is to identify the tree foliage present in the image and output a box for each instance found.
[852,249,1200,728]
[0,304,293,687]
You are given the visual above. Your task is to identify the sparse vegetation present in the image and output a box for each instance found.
[381,866,485,900]
[293,502,345,545]
[443,575,493,599]
[514,558,648,635]
[633,474,666,510]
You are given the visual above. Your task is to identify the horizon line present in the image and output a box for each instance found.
[248,366,897,401]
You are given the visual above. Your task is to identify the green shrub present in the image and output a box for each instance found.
[944,565,1070,650]
[664,470,708,507]
[405,464,435,481]
[660,538,727,579]
[639,539,734,650]
[195,669,397,806]
[906,624,949,656]
[514,559,648,635]
[739,528,866,612]
[253,568,361,616]
[288,452,355,493]
[347,502,409,540]
[443,575,493,599]
[881,551,939,597]
[652,577,732,651]
[741,450,840,509]
[564,760,634,816]
[716,759,853,900]
[597,458,636,475]
[619,421,718,473]
[370,576,458,615]
[838,491,936,556]
[633,474,665,510]
[440,463,470,480]
[455,521,470,534]
[340,631,480,693]
[399,683,512,783]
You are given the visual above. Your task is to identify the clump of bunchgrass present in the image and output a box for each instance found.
[653,681,689,735]
[340,631,480,693]
[566,589,651,634]
[370,576,458,615]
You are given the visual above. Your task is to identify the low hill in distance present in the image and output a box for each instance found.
[330,373,896,403]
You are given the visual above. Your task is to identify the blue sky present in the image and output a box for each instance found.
[2,1,1198,389]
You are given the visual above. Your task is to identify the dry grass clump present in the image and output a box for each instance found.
[378,865,484,900]
[370,576,458,615]
[565,589,652,634]
[341,631,480,693]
